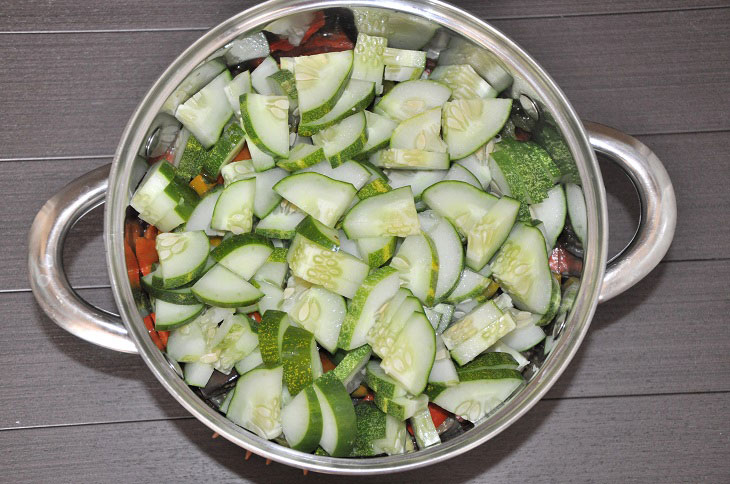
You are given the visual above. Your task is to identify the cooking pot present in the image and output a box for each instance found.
[28,0,676,475]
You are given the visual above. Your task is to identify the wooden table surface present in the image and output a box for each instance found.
[2,1,729,481]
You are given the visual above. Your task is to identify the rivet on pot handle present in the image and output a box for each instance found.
[28,164,138,354]
[585,122,677,303]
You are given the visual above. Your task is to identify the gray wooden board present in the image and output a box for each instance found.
[1,260,727,429]
[1,392,728,482]
[0,8,729,159]
[2,1,727,31]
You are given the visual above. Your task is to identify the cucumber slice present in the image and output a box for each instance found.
[566,183,587,245]
[265,13,315,46]
[143,179,199,230]
[227,365,283,439]
[374,393,427,421]
[357,111,398,160]
[448,309,517,366]
[288,286,346,354]
[530,184,567,250]
[255,200,306,240]
[487,341,529,371]
[183,186,224,236]
[383,66,423,82]
[386,169,446,200]
[438,37,513,92]
[174,70,233,149]
[162,58,227,116]
[240,93,289,158]
[490,222,553,314]
[410,407,440,449]
[357,178,391,200]
[276,143,326,172]
[295,50,354,123]
[281,326,323,396]
[223,71,252,117]
[175,132,206,182]
[364,360,408,398]
[210,313,259,373]
[210,177,255,234]
[390,107,447,153]
[311,111,368,168]
[535,276,562,326]
[223,32,270,64]
[274,172,356,227]
[153,299,204,331]
[429,64,497,100]
[383,47,426,68]
[489,139,561,206]
[267,69,298,109]
[500,311,546,351]
[351,402,387,457]
[446,268,494,304]
[282,386,323,452]
[166,319,207,363]
[374,80,451,122]
[380,311,436,395]
[456,141,493,189]
[442,300,503,350]
[418,210,464,302]
[338,267,401,350]
[299,79,375,136]
[371,148,449,171]
[252,280,284,316]
[367,294,423,359]
[295,215,340,250]
[457,352,520,377]
[313,372,357,457]
[191,264,263,308]
[465,196,520,271]
[130,161,176,219]
[287,234,370,299]
[444,163,481,188]
[251,56,279,95]
[252,248,288,288]
[184,361,215,388]
[258,310,291,365]
[332,344,372,391]
[352,7,438,50]
[428,356,459,385]
[442,98,512,159]
[372,414,408,455]
[426,369,524,423]
[342,187,420,239]
[202,118,246,179]
[245,135,276,172]
[390,232,438,307]
[210,233,273,280]
[221,162,286,219]
[299,159,371,190]
[220,159,255,186]
[141,272,199,305]
[234,346,263,375]
[421,180,498,235]
[352,33,386,95]
[337,230,360,258]
[356,236,397,268]
[155,231,209,288]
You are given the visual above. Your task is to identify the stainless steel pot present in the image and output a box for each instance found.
[28,0,676,475]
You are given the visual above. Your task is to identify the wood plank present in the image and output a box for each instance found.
[1,1,726,32]
[0,9,728,160]
[4,259,727,429]
[2,392,728,482]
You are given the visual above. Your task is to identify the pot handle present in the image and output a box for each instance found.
[28,164,138,354]
[584,122,677,303]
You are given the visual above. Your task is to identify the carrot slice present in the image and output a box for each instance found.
[124,242,141,288]
[144,225,158,240]
[232,144,252,162]
[134,237,158,276]
[320,352,336,373]
[189,174,216,196]
[248,311,262,323]
[427,403,449,429]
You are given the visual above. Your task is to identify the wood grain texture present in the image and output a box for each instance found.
[1,1,726,31]
[2,392,728,482]
[0,9,728,159]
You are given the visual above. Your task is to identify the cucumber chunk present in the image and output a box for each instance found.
[130,160,176,220]
[456,141,493,189]
[191,264,263,308]
[175,132,206,182]
[490,138,561,206]
[251,56,279,95]
[566,183,587,245]
[288,286,346,353]
[421,180,498,235]
[183,362,214,388]
[295,50,354,123]
[295,215,340,250]
[155,231,210,288]
[174,70,233,149]
[410,407,441,449]
[380,311,435,395]
[153,299,204,331]
[246,134,276,172]
[313,372,357,457]
[141,272,199,305]
[299,79,375,136]
[211,178,256,235]
[223,71,252,117]
[442,98,512,159]
[352,7,438,50]
[356,236,397,268]
[418,210,464,302]
[227,365,284,439]
[386,169,446,200]
[446,268,494,304]
[383,66,423,82]
[367,294,423,359]
[357,111,399,159]
[282,386,323,452]
[444,163,481,188]
[390,107,447,153]
[500,309,547,351]
[274,172,356,227]
[267,69,298,109]
[364,360,408,398]
[530,184,567,250]
[311,111,368,168]
[162,58,227,116]
[234,346,263,375]
[255,200,306,240]
[342,187,420,239]
[183,186,224,236]
[357,178,391,201]
[258,310,291,365]
[429,64,497,100]
[352,33,386,95]
[332,344,372,392]
[445,303,517,366]
[210,313,259,373]
[282,326,323,396]
[371,148,450,170]
[428,356,459,385]
[202,118,246,179]
[374,80,451,122]
[465,196,520,271]
[299,159,371,190]
[374,393,427,421]
[276,143,326,172]
[390,232,438,307]
[210,233,273,280]
[240,93,290,158]
[351,402,387,456]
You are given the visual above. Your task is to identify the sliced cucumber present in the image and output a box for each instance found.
[288,286,346,353]
[155,231,209,288]
[426,369,524,423]
[390,107,447,153]
[162,58,227,116]
[220,159,256,186]
[210,177,255,234]
[287,234,370,299]
[386,169,446,200]
[274,172,356,227]
[338,267,401,350]
[421,180,498,235]
[367,295,423,359]
[356,178,391,200]
[143,179,199,230]
[227,365,283,439]
[311,111,368,168]
[444,163,480,188]
[351,402,387,457]
[375,80,451,122]
[184,361,215,388]
[438,36,513,92]
[457,352,520,377]
[337,229,360,258]
[282,326,323,396]
[370,148,450,171]
[282,386,323,452]
[501,310,546,351]
[313,372,357,457]
[530,184,567,250]
[295,50,354,123]
[465,196,520,271]
[442,98,512,159]
[410,407,441,449]
[457,141,493,189]
[234,346,264,375]
[210,233,273,280]
[490,222,553,314]
[246,134,276,172]
[428,356,459,385]
[223,70,252,117]
[332,344,372,392]
[383,65,423,82]
[141,272,199,305]
[535,276,562,326]
[352,7,438,50]
[449,310,516,366]
[166,318,207,363]
[255,200,306,239]
[192,264,263,308]
[130,161,176,219]
[356,236,397,268]
[490,138,560,206]
[295,215,340,250]
[253,280,285,316]
[446,268,493,304]
[276,143,325,172]
[418,210,464,302]
[267,69,298,109]
[252,248,288,289]
[487,341,529,371]
[374,392,427,421]
[210,313,259,373]
[299,79,375,136]
[258,310,291,365]
[372,414,408,455]
[352,33,386,95]
[175,132,207,182]
[223,32,270,65]
[380,311,435,395]
[364,360,408,398]
[183,186,224,236]
[299,159,371,190]
[174,70,233,149]
[342,187,420,239]
[429,64,497,100]
[566,183,587,245]
[390,232,438,307]
[240,93,289,158]
[153,299,204,331]
[251,56,279,95]
[357,111,399,160]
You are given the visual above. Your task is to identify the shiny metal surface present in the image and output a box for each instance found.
[586,122,677,303]
[27,0,675,475]
[27,164,138,354]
